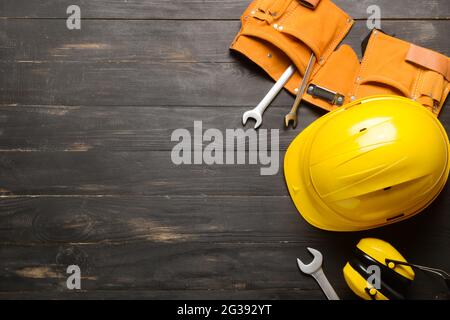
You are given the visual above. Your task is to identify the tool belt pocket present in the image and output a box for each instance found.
[415,70,446,113]
[276,0,352,64]
[355,31,450,116]
[302,30,450,115]
[406,44,450,115]
[355,31,417,99]
[230,0,353,95]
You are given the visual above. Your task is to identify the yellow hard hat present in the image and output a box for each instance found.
[284,95,449,231]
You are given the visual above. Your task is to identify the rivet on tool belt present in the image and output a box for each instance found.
[306,84,345,106]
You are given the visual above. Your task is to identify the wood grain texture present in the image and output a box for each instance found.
[0,239,449,299]
[0,104,448,152]
[0,149,449,198]
[1,0,449,300]
[1,20,449,63]
[0,237,448,299]
[0,195,448,245]
[0,61,276,107]
[0,241,357,298]
[1,20,448,107]
[0,151,286,196]
[1,0,449,19]
[0,105,326,152]
[0,194,449,299]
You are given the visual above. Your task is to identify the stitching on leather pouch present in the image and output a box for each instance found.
[319,12,353,77]
[278,1,299,26]
[280,0,350,77]
[353,31,377,98]
[253,0,261,17]
[268,0,289,18]
[243,0,260,25]
[411,68,422,100]
[255,0,261,11]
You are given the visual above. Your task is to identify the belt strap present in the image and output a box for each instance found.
[255,0,293,24]
[406,44,450,81]
[255,0,320,23]
[299,0,321,9]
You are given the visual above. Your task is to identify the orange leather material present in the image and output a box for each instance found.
[254,0,292,24]
[355,31,449,115]
[353,31,417,99]
[406,44,450,81]
[303,30,449,116]
[302,44,360,111]
[230,0,353,95]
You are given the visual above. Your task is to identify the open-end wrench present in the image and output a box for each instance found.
[242,64,295,129]
[297,247,340,300]
[284,53,316,129]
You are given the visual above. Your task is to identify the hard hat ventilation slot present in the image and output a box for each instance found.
[386,213,404,222]
[359,128,367,132]
[383,186,392,191]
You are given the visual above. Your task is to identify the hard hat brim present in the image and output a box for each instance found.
[284,110,352,231]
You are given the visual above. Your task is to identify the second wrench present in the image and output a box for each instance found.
[284,53,316,129]
[297,247,340,300]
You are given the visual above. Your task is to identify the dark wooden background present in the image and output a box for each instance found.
[0,0,449,299]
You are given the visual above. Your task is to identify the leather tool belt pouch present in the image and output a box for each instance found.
[303,30,450,115]
[230,0,353,95]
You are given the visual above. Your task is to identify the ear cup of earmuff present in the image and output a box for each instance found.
[348,249,411,299]
[343,238,415,300]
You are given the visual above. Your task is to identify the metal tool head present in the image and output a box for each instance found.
[284,112,298,129]
[297,247,323,274]
[242,110,262,129]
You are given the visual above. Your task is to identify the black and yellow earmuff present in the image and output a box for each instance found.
[343,238,415,300]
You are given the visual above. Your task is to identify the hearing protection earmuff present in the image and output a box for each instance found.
[343,238,415,300]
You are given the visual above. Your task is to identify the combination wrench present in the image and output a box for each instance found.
[297,247,340,300]
[242,64,295,129]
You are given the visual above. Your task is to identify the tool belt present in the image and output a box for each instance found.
[230,0,353,95]
[231,1,450,116]
[303,30,450,115]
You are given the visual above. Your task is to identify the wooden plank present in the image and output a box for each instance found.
[0,235,448,298]
[1,279,447,299]
[0,105,327,152]
[1,0,449,19]
[0,104,448,152]
[3,58,448,107]
[0,19,238,63]
[0,195,303,244]
[1,20,449,63]
[0,151,285,196]
[0,61,279,107]
[0,242,350,297]
[0,289,329,300]
[1,286,448,300]
[0,241,448,298]
[0,151,449,198]
[0,195,448,245]
[1,20,448,106]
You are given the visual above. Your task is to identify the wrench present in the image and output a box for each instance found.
[297,247,340,300]
[242,64,296,129]
[284,53,316,129]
